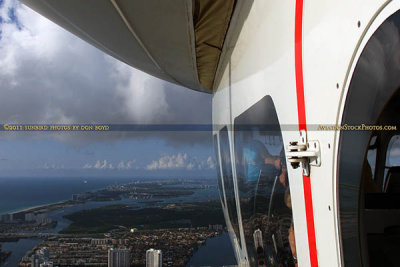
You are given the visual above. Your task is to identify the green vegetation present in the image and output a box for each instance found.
[60,201,224,234]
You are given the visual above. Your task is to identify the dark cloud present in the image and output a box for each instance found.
[0,0,212,146]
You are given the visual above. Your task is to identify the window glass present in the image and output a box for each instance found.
[338,10,400,265]
[234,96,295,266]
[383,135,400,192]
[386,135,400,167]
[367,136,378,180]
[219,127,241,247]
[214,134,225,207]
[367,149,377,180]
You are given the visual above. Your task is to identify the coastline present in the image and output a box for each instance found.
[8,200,70,216]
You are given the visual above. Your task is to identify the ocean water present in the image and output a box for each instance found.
[0,177,138,214]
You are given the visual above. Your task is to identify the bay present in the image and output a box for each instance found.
[186,231,237,267]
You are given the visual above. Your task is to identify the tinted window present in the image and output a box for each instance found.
[384,135,400,191]
[367,136,378,180]
[234,96,295,266]
[386,135,400,167]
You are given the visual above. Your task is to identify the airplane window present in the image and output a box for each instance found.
[219,127,241,248]
[386,135,400,167]
[370,136,378,146]
[234,95,295,266]
[367,149,377,180]
[367,136,378,180]
[214,134,225,207]
[383,135,400,192]
[338,10,400,266]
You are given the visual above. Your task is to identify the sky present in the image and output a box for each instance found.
[0,0,216,178]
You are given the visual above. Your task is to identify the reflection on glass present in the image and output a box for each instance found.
[384,135,400,192]
[234,96,295,266]
[214,134,225,207]
[367,135,378,181]
[219,127,241,247]
[386,135,400,167]
[367,148,377,180]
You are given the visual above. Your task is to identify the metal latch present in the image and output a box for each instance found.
[286,130,321,176]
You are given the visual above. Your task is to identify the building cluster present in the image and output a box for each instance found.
[25,213,53,225]
[0,213,14,223]
[208,224,224,231]
[31,247,53,267]
[19,228,220,266]
[127,228,217,266]
[106,184,153,200]
[0,212,52,226]
[0,212,55,234]
[21,237,112,266]
[71,192,93,202]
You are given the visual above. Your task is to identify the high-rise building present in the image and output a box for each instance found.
[25,213,36,222]
[253,229,264,250]
[31,254,40,267]
[108,248,130,267]
[146,249,162,267]
[31,247,50,267]
[0,214,13,223]
[39,261,53,267]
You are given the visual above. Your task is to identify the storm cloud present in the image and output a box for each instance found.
[0,0,212,145]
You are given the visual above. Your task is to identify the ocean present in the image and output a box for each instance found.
[0,176,136,214]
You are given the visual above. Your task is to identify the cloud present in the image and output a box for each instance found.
[83,163,92,169]
[84,159,136,170]
[83,160,113,170]
[42,162,64,169]
[146,153,215,171]
[94,160,114,170]
[117,159,136,170]
[206,156,215,169]
[0,0,212,145]
[117,161,125,170]
[390,147,400,158]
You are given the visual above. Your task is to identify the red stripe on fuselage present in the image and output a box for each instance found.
[294,0,319,266]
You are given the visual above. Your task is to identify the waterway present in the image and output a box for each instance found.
[1,238,41,267]
[186,231,237,267]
